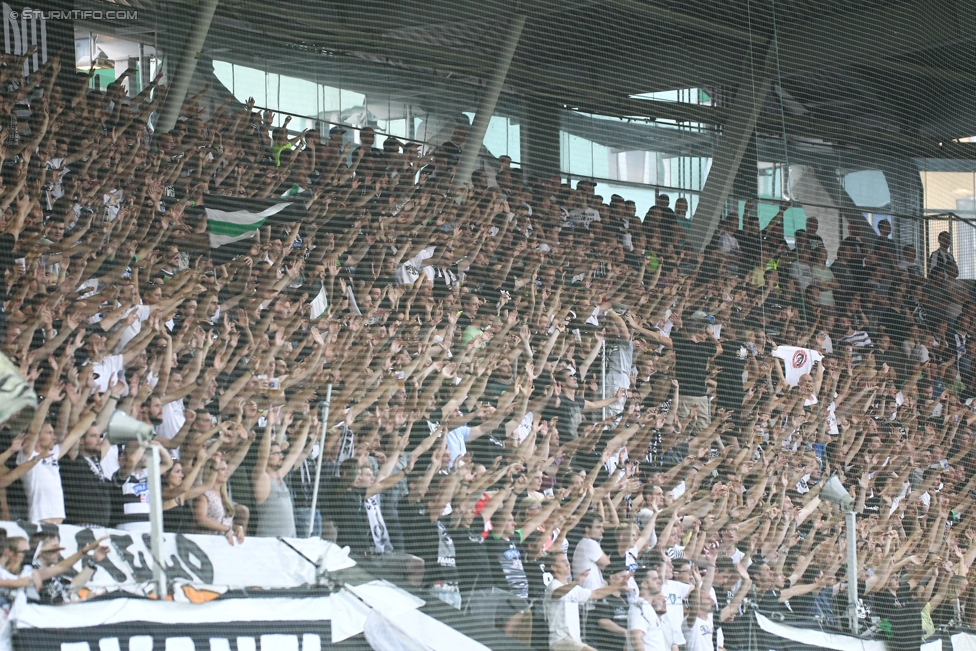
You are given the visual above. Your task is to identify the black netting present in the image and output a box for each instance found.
[1,1,976,650]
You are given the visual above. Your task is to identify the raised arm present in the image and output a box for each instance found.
[278,419,311,477]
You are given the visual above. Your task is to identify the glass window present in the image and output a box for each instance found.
[737,200,808,238]
[459,113,520,163]
[921,171,975,212]
[629,87,712,106]
[758,162,786,199]
[213,60,366,128]
[842,170,891,208]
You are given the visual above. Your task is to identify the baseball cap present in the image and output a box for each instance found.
[329,126,346,136]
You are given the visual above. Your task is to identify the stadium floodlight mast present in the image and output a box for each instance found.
[820,474,859,634]
[106,410,165,598]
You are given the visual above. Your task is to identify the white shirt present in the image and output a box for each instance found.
[156,400,186,441]
[364,494,392,553]
[719,231,739,254]
[636,511,659,550]
[515,412,534,443]
[45,160,66,210]
[115,304,151,353]
[826,401,839,436]
[905,341,930,364]
[102,189,123,222]
[795,472,814,494]
[18,445,64,522]
[622,545,642,598]
[88,354,128,395]
[395,245,435,285]
[821,334,834,355]
[671,481,687,501]
[117,469,152,533]
[421,264,457,287]
[76,278,100,300]
[0,566,28,651]
[684,614,722,651]
[544,579,592,645]
[100,444,121,483]
[789,261,815,291]
[607,339,635,391]
[771,346,823,387]
[663,580,692,645]
[573,537,607,591]
[565,206,601,229]
[628,599,675,651]
[445,424,471,468]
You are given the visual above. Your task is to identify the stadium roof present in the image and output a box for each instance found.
[80,0,976,162]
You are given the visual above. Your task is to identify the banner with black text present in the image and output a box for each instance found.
[1,521,355,594]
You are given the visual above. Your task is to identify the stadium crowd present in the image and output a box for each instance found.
[0,51,973,651]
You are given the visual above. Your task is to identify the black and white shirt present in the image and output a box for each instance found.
[114,469,150,533]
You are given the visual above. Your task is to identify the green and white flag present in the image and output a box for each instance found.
[309,285,328,319]
[204,196,307,249]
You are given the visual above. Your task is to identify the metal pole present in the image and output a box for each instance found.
[846,510,859,635]
[307,384,333,538]
[687,48,776,253]
[452,15,526,188]
[89,32,94,90]
[601,339,607,420]
[155,0,220,134]
[146,442,167,597]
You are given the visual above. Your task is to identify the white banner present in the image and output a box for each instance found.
[756,613,943,651]
[755,612,887,651]
[13,581,430,649]
[2,522,355,594]
[12,581,438,650]
[953,632,976,651]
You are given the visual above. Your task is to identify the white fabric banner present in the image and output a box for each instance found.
[364,609,492,651]
[1,522,355,594]
[756,613,943,651]
[15,589,401,648]
[953,632,976,651]
[755,612,886,651]
[14,596,338,630]
[11,581,443,649]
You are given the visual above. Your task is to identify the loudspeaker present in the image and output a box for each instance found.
[106,410,154,445]
[821,475,854,511]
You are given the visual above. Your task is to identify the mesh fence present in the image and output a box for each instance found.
[1,0,976,650]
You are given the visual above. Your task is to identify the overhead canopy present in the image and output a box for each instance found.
[71,0,976,160]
